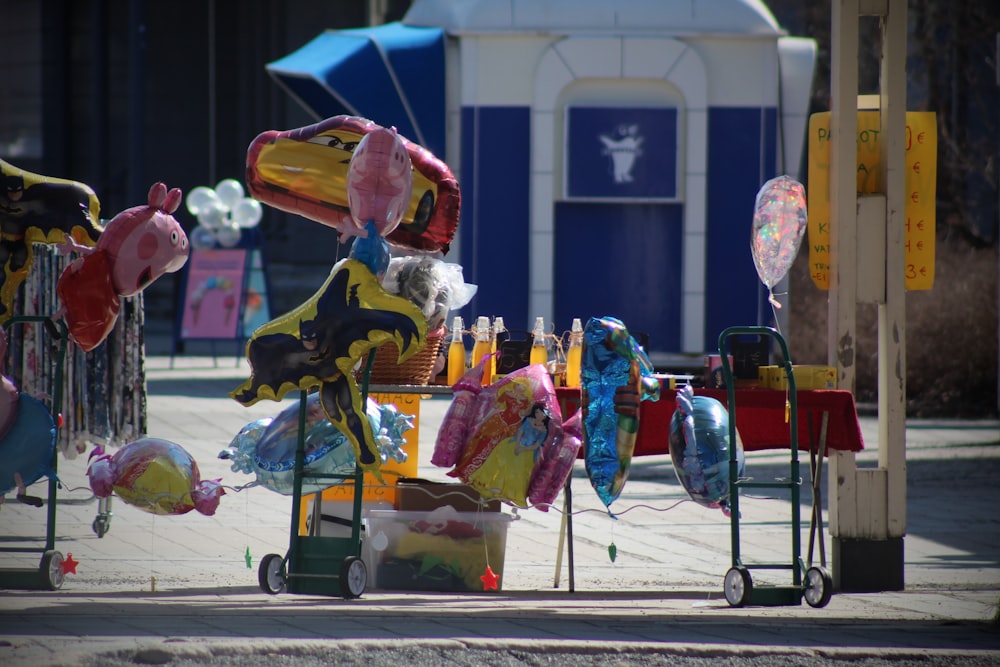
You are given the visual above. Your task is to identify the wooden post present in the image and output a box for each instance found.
[827,0,908,592]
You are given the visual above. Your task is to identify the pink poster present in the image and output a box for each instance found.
[180,249,247,340]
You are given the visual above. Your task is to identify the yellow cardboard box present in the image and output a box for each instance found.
[759,365,837,390]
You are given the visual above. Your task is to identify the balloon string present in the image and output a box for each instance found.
[768,290,783,310]
[478,504,491,571]
[150,513,156,591]
[769,295,784,337]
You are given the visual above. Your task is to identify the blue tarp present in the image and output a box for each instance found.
[266,22,446,159]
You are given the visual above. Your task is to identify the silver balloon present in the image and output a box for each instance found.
[215,178,245,210]
[215,222,242,248]
[190,225,217,250]
[232,198,263,228]
[197,201,227,230]
[185,186,220,216]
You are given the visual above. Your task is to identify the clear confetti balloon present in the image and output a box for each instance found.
[750,175,807,308]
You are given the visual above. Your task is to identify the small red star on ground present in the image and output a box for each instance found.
[480,565,499,591]
[60,553,79,575]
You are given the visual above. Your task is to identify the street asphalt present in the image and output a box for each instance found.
[1,352,998,666]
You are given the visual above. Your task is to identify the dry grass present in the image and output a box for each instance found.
[788,235,998,418]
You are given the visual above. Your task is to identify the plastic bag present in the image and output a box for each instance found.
[382,256,477,330]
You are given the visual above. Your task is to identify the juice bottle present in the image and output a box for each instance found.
[565,318,583,388]
[447,317,467,386]
[530,316,548,368]
[471,316,493,385]
[490,316,506,379]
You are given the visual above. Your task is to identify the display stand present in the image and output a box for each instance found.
[718,326,832,608]
[257,353,378,599]
[0,316,69,590]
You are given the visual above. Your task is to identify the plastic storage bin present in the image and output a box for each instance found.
[363,507,514,592]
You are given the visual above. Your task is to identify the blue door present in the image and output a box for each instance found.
[553,202,683,353]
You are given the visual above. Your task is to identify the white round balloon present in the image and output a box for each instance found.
[190,225,217,250]
[215,179,245,210]
[186,186,220,216]
[215,222,243,248]
[232,198,263,228]
[197,201,227,230]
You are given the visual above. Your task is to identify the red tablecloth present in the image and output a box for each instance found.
[556,387,865,457]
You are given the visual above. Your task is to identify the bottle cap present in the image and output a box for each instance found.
[476,316,490,340]
[571,318,582,333]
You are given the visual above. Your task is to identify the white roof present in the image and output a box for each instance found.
[404,0,783,36]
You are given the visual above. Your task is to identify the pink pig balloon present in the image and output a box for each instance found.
[55,183,190,351]
[98,182,189,297]
[345,126,414,238]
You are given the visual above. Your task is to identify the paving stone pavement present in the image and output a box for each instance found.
[1,354,998,666]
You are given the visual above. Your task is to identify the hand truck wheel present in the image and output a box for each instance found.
[258,553,286,595]
[724,566,752,607]
[339,556,367,599]
[40,550,65,591]
[803,565,833,608]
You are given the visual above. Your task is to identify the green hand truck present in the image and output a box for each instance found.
[0,316,69,591]
[256,354,377,599]
[717,326,833,608]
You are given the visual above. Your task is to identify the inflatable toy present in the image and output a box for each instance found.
[432,361,484,468]
[668,384,745,514]
[0,328,19,439]
[751,175,807,308]
[0,159,102,322]
[245,115,459,253]
[435,362,579,509]
[581,316,660,509]
[0,393,57,500]
[223,394,412,495]
[185,179,262,250]
[345,126,413,239]
[54,182,189,351]
[87,438,223,516]
[231,257,426,474]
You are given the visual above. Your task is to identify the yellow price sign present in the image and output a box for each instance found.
[807,111,937,290]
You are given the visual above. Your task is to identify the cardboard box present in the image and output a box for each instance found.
[395,477,501,513]
[759,365,837,390]
[363,508,514,592]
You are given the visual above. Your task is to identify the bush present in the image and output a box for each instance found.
[789,235,998,418]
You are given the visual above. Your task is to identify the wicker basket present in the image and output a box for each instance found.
[361,327,446,385]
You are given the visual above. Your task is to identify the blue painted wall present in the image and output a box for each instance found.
[459,106,531,330]
[554,202,683,349]
[704,106,777,351]
[459,105,777,354]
